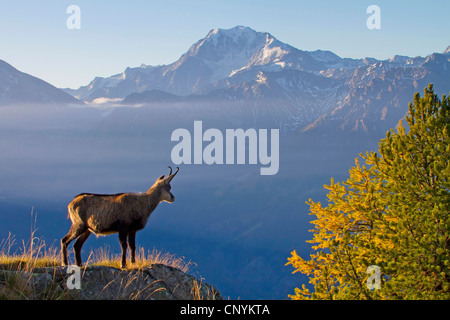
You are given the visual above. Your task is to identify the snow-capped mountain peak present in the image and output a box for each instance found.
[63,26,448,107]
[182,26,274,81]
[187,26,267,58]
[205,26,261,45]
[70,26,300,99]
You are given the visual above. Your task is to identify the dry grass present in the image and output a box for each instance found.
[0,208,201,299]
[88,245,195,273]
[0,233,194,273]
[1,232,194,273]
[191,277,219,300]
[0,232,60,271]
[0,229,64,299]
[1,208,59,271]
[0,234,199,300]
[1,208,193,272]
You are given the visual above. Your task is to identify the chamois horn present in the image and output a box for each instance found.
[167,166,179,182]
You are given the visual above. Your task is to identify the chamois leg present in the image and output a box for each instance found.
[61,225,86,266]
[73,230,91,267]
[127,231,136,264]
[118,229,128,269]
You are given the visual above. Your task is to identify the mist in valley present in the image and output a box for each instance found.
[0,101,382,298]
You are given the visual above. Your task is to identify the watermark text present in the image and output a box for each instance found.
[366,5,381,30]
[66,5,81,29]
[171,121,279,175]
[366,265,381,290]
[66,265,81,289]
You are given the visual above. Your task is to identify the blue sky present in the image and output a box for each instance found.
[0,0,448,89]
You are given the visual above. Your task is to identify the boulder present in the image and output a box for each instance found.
[0,264,223,300]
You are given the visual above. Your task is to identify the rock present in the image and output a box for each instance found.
[0,264,223,300]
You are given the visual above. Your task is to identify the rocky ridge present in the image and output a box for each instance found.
[0,264,223,300]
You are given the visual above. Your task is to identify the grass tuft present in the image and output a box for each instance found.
[88,245,195,273]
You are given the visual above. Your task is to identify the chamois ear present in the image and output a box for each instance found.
[158,175,165,180]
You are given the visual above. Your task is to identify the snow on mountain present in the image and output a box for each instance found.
[186,26,268,80]
[61,27,449,136]
[0,59,82,106]
[66,26,330,101]
[68,26,446,105]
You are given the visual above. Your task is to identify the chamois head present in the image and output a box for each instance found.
[153,166,179,203]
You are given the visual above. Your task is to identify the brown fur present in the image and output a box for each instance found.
[61,167,179,268]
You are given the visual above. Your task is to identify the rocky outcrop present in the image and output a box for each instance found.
[0,264,223,300]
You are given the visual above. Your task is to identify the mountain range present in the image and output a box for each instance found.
[1,26,449,136]
[62,25,449,135]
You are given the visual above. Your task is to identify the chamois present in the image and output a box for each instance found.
[61,167,179,268]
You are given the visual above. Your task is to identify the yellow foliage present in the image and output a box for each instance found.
[286,85,450,300]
